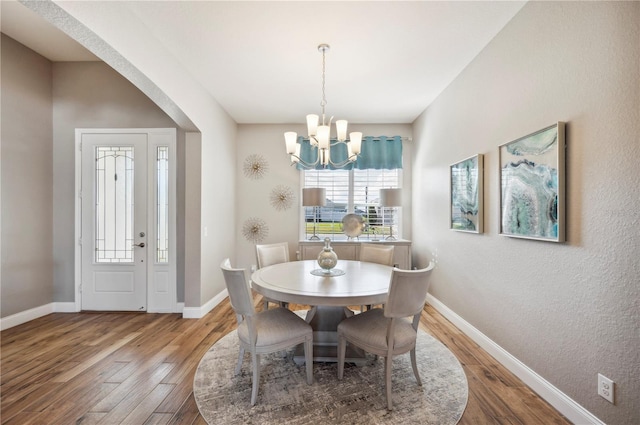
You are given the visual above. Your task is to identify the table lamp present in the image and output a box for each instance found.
[303,188,326,240]
[379,188,401,240]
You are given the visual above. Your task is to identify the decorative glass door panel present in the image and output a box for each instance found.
[95,146,135,263]
[156,146,169,263]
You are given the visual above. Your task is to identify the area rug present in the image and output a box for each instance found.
[193,323,468,424]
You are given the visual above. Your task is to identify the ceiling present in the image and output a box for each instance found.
[1,1,526,125]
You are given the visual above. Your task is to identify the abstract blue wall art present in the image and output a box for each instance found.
[450,154,483,233]
[499,122,566,242]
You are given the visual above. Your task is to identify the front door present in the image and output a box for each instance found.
[81,133,148,311]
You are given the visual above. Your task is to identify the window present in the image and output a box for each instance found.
[156,146,169,263]
[303,169,401,240]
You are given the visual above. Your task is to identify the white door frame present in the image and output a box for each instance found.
[74,128,177,313]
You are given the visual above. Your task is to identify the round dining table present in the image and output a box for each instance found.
[251,259,393,364]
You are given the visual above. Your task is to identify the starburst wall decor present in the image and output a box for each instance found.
[242,217,268,243]
[243,154,269,180]
[269,185,294,211]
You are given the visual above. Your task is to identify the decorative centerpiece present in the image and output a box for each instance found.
[311,238,345,276]
[317,237,338,270]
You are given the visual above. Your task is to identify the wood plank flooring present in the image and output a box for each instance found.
[1,298,571,424]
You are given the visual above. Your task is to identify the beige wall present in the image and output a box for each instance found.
[412,2,639,423]
[5,0,238,312]
[1,35,54,317]
[52,61,185,303]
[184,132,202,307]
[235,123,413,270]
[0,35,189,314]
[0,37,233,313]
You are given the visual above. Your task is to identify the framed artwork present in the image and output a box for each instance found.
[450,154,484,233]
[499,122,565,242]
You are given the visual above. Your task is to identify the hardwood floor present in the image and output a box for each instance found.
[1,298,571,424]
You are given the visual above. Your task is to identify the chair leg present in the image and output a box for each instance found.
[263,299,269,311]
[250,352,260,406]
[385,355,393,410]
[410,347,422,386]
[337,335,347,380]
[304,336,313,385]
[234,347,245,376]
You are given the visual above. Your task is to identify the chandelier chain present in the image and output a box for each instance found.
[320,47,327,118]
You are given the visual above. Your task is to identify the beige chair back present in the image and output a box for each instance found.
[384,263,435,318]
[221,258,255,317]
[221,258,314,405]
[359,243,395,267]
[256,242,290,268]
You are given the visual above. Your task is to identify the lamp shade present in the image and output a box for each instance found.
[291,144,301,164]
[302,188,326,206]
[306,114,319,139]
[379,188,401,207]
[349,132,362,155]
[317,125,330,150]
[284,131,297,154]
[336,120,348,141]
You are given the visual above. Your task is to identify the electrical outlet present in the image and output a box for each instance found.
[598,373,614,403]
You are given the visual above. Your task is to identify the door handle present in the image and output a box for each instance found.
[133,242,146,248]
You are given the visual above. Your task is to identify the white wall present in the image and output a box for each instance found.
[235,124,413,270]
[200,117,237,305]
[412,2,639,424]
[1,35,54,317]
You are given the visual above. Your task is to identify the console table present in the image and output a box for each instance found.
[297,240,411,269]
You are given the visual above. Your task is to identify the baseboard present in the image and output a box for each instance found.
[53,302,78,313]
[0,297,213,329]
[0,302,82,331]
[426,294,604,425]
[182,289,229,319]
[2,304,50,331]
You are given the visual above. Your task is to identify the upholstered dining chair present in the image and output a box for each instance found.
[220,258,313,406]
[255,242,290,310]
[359,243,395,311]
[359,243,395,267]
[337,263,435,410]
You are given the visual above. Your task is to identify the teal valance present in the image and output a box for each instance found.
[296,135,403,170]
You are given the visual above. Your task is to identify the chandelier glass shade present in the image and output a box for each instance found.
[285,44,363,169]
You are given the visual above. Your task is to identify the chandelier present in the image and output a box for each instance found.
[284,44,362,169]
